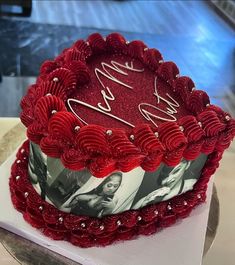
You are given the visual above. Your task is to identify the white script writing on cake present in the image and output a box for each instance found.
[95,61,144,112]
[138,76,179,127]
[67,60,180,128]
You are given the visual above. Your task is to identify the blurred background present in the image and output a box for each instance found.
[0,0,234,117]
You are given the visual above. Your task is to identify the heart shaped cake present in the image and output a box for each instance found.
[10,33,235,247]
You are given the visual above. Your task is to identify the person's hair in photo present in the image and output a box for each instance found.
[158,159,191,190]
[29,143,47,199]
[89,172,122,198]
[132,159,192,210]
[62,172,122,217]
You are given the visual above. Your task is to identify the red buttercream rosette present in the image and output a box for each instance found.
[64,214,90,231]
[40,136,66,157]
[23,208,45,228]
[137,221,158,236]
[87,33,107,54]
[127,40,147,60]
[158,122,187,165]
[54,47,71,65]
[20,84,38,109]
[197,110,226,137]
[88,157,117,178]
[201,136,218,154]
[187,90,210,114]
[178,116,204,142]
[143,48,163,71]
[173,76,195,101]
[133,124,164,171]
[48,111,83,142]
[46,68,77,91]
[35,81,68,101]
[170,196,193,219]
[157,61,179,85]
[140,204,159,222]
[34,95,66,124]
[20,85,41,124]
[43,224,69,241]
[178,116,204,160]
[117,154,145,173]
[107,128,140,158]
[27,123,46,144]
[63,48,86,63]
[61,149,87,171]
[133,124,164,154]
[227,118,235,137]
[158,122,187,151]
[106,32,127,53]
[76,125,110,155]
[65,60,90,85]
[183,140,204,160]
[26,96,66,144]
[72,39,92,59]
[20,107,34,127]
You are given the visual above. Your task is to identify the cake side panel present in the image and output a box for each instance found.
[9,140,222,247]
[28,142,207,218]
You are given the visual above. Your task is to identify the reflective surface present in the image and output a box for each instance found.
[0,228,80,265]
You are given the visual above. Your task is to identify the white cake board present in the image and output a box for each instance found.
[0,149,213,265]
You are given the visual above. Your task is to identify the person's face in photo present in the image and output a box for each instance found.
[161,160,190,188]
[101,175,121,196]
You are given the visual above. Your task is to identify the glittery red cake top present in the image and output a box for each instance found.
[20,33,235,177]
[68,52,190,130]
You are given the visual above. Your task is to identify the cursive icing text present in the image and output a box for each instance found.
[67,60,180,128]
[67,60,144,127]
[95,60,144,112]
[138,76,180,127]
[67,98,135,127]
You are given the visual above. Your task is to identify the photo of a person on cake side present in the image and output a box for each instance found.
[45,168,91,207]
[132,154,208,209]
[28,142,48,200]
[61,172,122,217]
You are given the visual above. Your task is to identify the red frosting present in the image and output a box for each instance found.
[19,32,235,178]
[157,61,179,86]
[143,48,163,71]
[187,90,210,114]
[106,33,127,52]
[87,33,107,53]
[173,76,195,100]
[73,40,92,59]
[46,68,77,91]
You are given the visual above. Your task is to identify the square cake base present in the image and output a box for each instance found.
[0,148,213,265]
